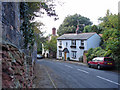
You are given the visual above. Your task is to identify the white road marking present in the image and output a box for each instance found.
[46,69,57,88]
[65,65,73,68]
[97,76,120,86]
[77,69,89,74]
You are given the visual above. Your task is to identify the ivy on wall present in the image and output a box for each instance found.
[20,2,58,49]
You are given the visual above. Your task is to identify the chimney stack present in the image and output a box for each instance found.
[52,27,56,36]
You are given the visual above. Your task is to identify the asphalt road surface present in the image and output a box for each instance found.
[36,59,120,89]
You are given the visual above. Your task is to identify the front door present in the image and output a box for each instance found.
[64,52,67,61]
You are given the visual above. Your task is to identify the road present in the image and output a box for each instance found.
[36,59,120,89]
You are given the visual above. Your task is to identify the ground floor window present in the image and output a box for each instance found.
[71,51,77,59]
[59,50,62,57]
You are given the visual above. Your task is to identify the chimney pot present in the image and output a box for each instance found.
[52,27,56,36]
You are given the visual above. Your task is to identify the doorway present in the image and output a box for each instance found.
[64,52,67,61]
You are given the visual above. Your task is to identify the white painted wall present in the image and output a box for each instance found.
[42,44,49,57]
[57,40,86,61]
[57,34,101,61]
[86,34,101,50]
[57,40,71,60]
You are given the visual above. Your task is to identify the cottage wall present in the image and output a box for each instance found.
[86,34,101,49]
[57,40,87,61]
[57,33,101,62]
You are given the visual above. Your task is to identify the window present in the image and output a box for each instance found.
[72,51,77,59]
[66,42,68,47]
[104,58,114,61]
[59,50,62,57]
[79,40,84,49]
[71,40,76,46]
[81,40,84,46]
[59,41,62,46]
[92,59,95,62]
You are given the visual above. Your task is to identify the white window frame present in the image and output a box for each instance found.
[59,41,62,46]
[81,40,84,46]
[59,50,62,57]
[71,40,76,46]
[71,51,77,59]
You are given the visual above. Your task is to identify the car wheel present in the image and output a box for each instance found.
[97,65,101,70]
[88,64,91,68]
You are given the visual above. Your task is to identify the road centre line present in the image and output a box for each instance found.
[77,69,89,74]
[65,65,73,68]
[97,76,120,86]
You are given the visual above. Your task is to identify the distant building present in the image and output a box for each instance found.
[57,32,101,61]
[42,27,57,58]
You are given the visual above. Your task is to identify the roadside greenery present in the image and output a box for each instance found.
[43,36,58,57]
[20,2,57,49]
[86,10,120,68]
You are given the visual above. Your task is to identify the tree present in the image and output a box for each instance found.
[43,36,58,57]
[20,2,58,48]
[86,47,106,62]
[83,25,92,33]
[57,14,92,36]
[83,25,104,34]
[86,10,120,68]
[98,9,118,29]
[102,28,120,58]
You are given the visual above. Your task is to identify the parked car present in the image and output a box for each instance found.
[37,54,43,59]
[88,57,115,69]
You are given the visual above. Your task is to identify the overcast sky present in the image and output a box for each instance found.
[35,0,119,36]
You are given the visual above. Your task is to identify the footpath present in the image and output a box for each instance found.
[33,62,54,88]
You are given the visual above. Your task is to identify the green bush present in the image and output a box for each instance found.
[67,57,70,61]
[86,47,106,62]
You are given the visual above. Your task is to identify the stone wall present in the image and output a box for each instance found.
[2,44,27,88]
[83,51,88,63]
[2,2,23,48]
[1,2,36,88]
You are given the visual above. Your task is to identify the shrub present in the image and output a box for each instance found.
[67,57,70,61]
[86,47,106,62]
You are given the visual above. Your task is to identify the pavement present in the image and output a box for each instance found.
[47,58,87,66]
[33,61,54,88]
[33,59,120,89]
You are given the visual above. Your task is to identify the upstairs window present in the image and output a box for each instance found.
[79,40,84,49]
[59,41,62,46]
[81,40,84,46]
[66,42,68,47]
[71,40,76,46]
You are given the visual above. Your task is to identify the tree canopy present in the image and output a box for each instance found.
[57,14,92,36]
[83,25,104,34]
[98,10,118,29]
[20,1,58,49]
[86,10,120,68]
[43,36,58,57]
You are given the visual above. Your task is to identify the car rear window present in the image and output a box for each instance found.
[104,58,114,61]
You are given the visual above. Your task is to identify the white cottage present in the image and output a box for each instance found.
[57,32,101,61]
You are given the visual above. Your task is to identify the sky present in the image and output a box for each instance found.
[35,0,119,36]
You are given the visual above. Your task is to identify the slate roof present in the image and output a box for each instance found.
[57,32,97,40]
